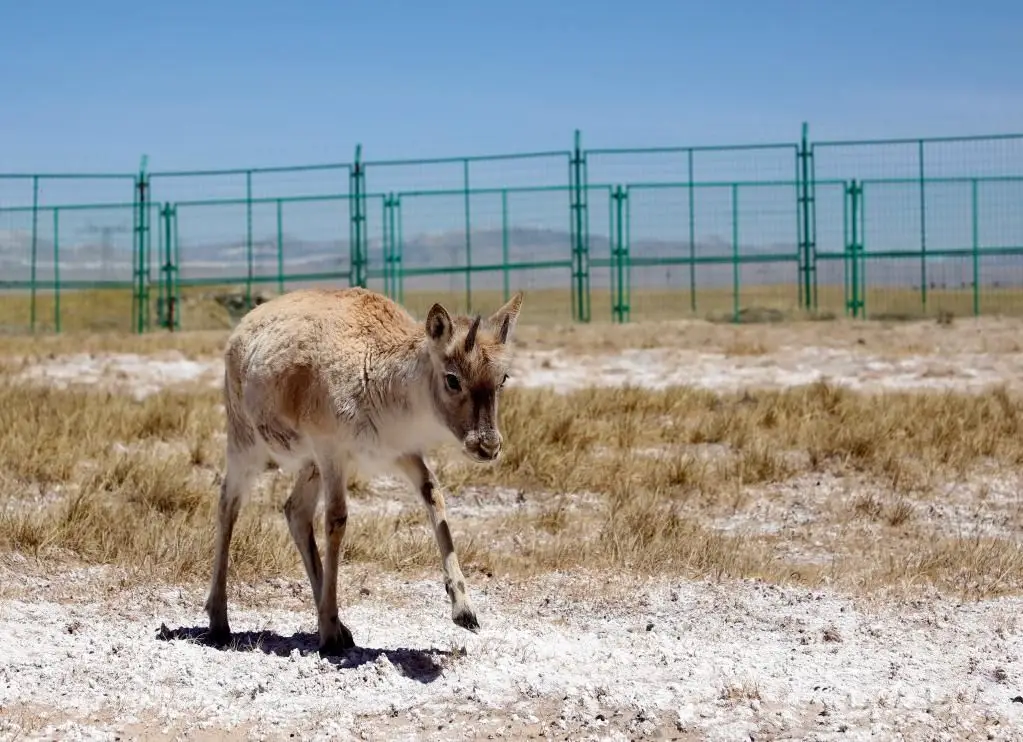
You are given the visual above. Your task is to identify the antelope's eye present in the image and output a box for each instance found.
[444,373,462,392]
[500,374,510,387]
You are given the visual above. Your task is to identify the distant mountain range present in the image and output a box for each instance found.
[0,225,1019,292]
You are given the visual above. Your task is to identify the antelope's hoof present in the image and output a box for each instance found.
[318,624,356,656]
[453,608,480,633]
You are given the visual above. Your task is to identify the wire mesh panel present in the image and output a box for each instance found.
[391,190,470,316]
[586,185,615,322]
[149,165,352,205]
[622,184,694,320]
[918,256,976,316]
[0,202,144,332]
[172,200,258,330]
[364,153,570,195]
[0,204,47,332]
[813,141,923,182]
[586,144,798,187]
[393,186,575,322]
[858,179,925,316]
[978,177,1023,315]
[0,175,135,211]
[497,186,573,323]
[278,196,353,292]
[813,181,851,316]
[690,183,739,319]
[53,204,140,332]
[455,153,571,190]
[150,172,252,205]
[859,257,929,319]
[920,137,1023,179]
[735,182,800,316]
[858,177,982,318]
[248,166,351,200]
[922,179,975,316]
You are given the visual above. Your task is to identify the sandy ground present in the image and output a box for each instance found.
[4,320,1023,740]
[3,559,1023,741]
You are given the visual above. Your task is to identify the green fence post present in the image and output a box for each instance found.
[687,148,696,313]
[171,204,180,329]
[383,193,402,300]
[382,194,392,298]
[349,146,367,288]
[501,189,510,303]
[569,129,591,322]
[845,180,864,318]
[276,199,284,296]
[851,181,860,318]
[157,203,177,331]
[842,180,850,315]
[732,183,740,323]
[53,207,61,333]
[971,178,980,316]
[797,121,816,311]
[610,185,630,323]
[611,186,622,323]
[462,158,472,312]
[395,195,404,304]
[134,156,150,334]
[29,176,38,332]
[860,183,868,318]
[245,170,253,308]
[132,183,139,334]
[624,186,631,322]
[918,139,927,313]
[157,203,167,327]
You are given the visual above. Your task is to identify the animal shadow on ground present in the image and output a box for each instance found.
[155,623,449,684]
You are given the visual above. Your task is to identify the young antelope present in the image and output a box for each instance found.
[204,287,524,655]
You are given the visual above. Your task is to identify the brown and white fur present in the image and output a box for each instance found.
[204,286,524,655]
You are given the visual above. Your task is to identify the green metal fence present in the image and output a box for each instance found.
[3,124,1023,334]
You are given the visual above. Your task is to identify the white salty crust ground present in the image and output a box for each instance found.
[16,344,1023,400]
[2,561,1023,741]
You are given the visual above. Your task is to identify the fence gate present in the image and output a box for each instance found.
[844,180,865,317]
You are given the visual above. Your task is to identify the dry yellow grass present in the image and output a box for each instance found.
[4,281,1023,337]
[7,290,1023,366]
[1,355,1022,601]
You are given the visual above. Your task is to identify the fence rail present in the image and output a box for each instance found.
[3,123,1023,333]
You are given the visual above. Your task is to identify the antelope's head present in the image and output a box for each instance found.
[423,293,523,463]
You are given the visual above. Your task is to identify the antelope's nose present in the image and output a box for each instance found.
[478,436,503,460]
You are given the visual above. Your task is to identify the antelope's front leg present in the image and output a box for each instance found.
[397,454,479,632]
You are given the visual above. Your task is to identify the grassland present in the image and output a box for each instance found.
[2,325,1023,602]
[3,308,1023,739]
[5,280,1023,336]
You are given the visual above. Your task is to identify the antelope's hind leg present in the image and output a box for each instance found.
[397,454,479,632]
[283,462,324,608]
[205,448,261,645]
[313,453,355,655]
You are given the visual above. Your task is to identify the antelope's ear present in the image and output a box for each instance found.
[425,303,453,346]
[488,292,523,344]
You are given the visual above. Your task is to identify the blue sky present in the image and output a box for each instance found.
[2,0,1022,174]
